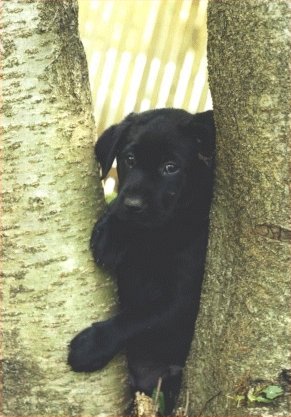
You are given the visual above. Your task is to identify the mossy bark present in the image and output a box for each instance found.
[2,0,130,415]
[178,1,291,416]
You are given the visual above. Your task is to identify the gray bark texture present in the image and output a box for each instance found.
[178,1,291,416]
[1,0,130,415]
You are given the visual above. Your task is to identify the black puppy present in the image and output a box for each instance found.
[68,108,215,414]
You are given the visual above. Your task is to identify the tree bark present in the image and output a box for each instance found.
[178,1,291,416]
[1,0,130,414]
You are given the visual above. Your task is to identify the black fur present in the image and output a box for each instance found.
[68,108,215,414]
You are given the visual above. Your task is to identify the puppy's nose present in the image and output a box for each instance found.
[123,197,145,213]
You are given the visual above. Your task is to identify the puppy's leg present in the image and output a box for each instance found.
[128,359,183,415]
[68,318,123,372]
[69,204,130,371]
[161,366,183,415]
[67,295,184,373]
[90,202,127,271]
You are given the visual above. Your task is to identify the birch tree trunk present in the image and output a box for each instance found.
[178,1,291,416]
[1,0,130,414]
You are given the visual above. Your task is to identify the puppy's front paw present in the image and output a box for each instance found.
[90,221,109,267]
[68,321,119,372]
[90,216,127,271]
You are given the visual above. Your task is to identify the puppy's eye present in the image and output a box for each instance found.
[162,162,180,175]
[125,153,136,168]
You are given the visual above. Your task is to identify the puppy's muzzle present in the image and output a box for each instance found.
[123,196,146,214]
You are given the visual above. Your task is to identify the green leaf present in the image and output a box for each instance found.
[247,385,284,404]
[254,395,273,403]
[261,385,284,400]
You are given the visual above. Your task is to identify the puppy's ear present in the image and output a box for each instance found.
[95,114,134,179]
[182,110,216,167]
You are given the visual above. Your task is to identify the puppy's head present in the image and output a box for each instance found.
[95,109,215,227]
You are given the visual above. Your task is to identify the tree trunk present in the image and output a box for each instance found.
[178,1,291,416]
[2,0,130,414]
